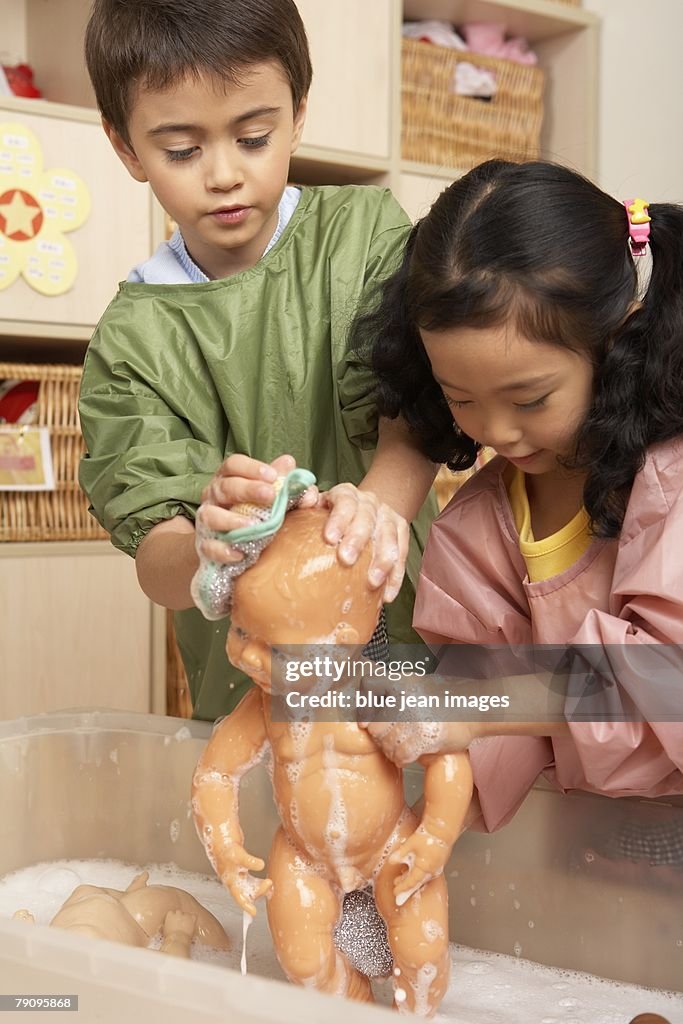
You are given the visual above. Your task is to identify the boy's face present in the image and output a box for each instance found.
[105,62,306,279]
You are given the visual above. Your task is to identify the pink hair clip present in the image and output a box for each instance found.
[623,197,650,255]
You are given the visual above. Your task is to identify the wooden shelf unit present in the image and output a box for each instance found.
[0,0,599,718]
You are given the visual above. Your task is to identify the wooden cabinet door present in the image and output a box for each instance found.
[296,0,395,160]
[0,543,165,719]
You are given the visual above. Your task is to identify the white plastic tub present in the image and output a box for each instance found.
[0,710,681,1022]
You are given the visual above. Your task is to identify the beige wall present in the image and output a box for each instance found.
[0,0,27,65]
[584,0,683,200]
[3,0,682,202]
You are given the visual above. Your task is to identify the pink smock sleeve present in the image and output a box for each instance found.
[414,462,554,832]
[556,447,683,798]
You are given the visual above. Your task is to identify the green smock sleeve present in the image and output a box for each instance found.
[337,188,411,452]
[78,184,435,719]
[334,189,438,606]
[79,289,227,556]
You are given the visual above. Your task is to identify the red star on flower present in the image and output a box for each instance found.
[0,189,44,241]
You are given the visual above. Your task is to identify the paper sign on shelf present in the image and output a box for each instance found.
[0,425,54,490]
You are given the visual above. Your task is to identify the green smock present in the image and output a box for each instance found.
[79,185,436,720]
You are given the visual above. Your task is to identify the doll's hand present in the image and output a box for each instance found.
[163,909,196,940]
[318,484,409,602]
[197,453,318,564]
[219,844,273,917]
[390,825,450,905]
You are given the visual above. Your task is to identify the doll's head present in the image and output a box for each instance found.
[227,508,382,690]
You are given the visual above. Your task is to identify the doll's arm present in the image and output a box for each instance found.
[390,752,474,905]
[192,688,271,915]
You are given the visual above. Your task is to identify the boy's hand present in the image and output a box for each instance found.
[318,484,409,603]
[196,453,318,564]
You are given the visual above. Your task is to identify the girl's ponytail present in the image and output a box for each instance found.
[579,202,683,536]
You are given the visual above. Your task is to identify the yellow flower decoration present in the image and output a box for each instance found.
[0,122,91,296]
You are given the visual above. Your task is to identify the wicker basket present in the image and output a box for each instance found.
[434,449,496,509]
[402,38,544,170]
[0,362,107,542]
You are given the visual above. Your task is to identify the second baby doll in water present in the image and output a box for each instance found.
[192,506,472,1015]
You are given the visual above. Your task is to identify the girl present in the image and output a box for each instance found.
[356,159,683,833]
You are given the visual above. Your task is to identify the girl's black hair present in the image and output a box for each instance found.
[354,160,683,537]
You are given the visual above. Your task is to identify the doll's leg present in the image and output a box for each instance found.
[375,821,450,1017]
[267,827,373,1002]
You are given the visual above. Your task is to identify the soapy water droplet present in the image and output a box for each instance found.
[513,941,522,957]
[470,897,477,907]
[513,900,521,910]
[528,920,535,929]
[461,961,494,975]
[508,882,516,891]
[169,819,180,843]
[584,850,595,863]
[676,939,682,947]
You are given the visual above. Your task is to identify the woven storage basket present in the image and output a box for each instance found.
[402,38,544,169]
[434,450,496,510]
[0,362,107,542]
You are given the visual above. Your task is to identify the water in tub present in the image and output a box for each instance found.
[1,858,681,1023]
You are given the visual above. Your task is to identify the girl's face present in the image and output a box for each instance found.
[420,323,594,475]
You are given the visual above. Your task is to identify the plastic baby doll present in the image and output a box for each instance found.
[14,870,229,957]
[192,508,473,1016]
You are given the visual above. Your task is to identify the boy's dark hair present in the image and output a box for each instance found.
[354,159,683,537]
[85,0,312,143]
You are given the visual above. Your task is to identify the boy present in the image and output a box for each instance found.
[79,0,437,720]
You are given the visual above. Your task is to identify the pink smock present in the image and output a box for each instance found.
[415,442,683,831]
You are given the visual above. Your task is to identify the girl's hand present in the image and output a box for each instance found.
[318,483,409,603]
[196,453,318,565]
[363,721,477,766]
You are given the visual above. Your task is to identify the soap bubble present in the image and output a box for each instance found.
[38,867,80,894]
